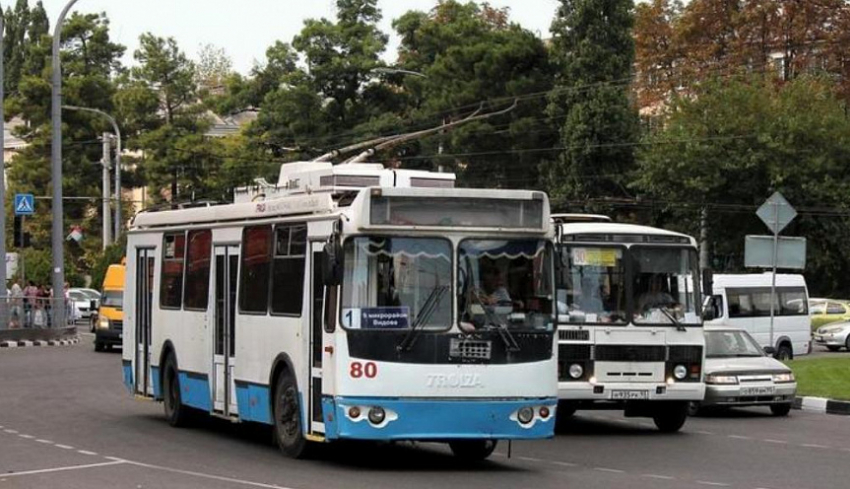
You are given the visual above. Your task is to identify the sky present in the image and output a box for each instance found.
[37,0,562,74]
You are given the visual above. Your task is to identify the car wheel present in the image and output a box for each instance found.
[94,341,104,352]
[826,345,841,352]
[775,345,793,361]
[653,402,688,433]
[273,372,311,458]
[770,403,792,416]
[845,335,850,352]
[163,355,193,427]
[687,401,703,417]
[449,440,497,461]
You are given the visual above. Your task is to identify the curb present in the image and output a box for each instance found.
[794,396,850,416]
[0,336,80,348]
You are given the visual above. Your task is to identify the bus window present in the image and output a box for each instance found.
[240,225,272,314]
[184,230,212,310]
[161,232,186,309]
[270,224,307,316]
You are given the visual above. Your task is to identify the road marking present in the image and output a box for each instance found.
[4,429,19,434]
[801,443,830,449]
[728,435,751,440]
[518,456,544,462]
[18,434,35,439]
[696,481,730,487]
[551,461,578,467]
[0,460,125,478]
[763,439,787,444]
[594,467,625,474]
[642,474,675,480]
[695,430,714,435]
[35,439,53,444]
[55,444,74,450]
[77,450,98,456]
[121,460,297,489]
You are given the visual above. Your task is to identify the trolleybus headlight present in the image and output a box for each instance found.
[517,406,535,425]
[348,406,361,419]
[673,364,688,380]
[568,363,584,379]
[538,406,551,419]
[368,406,386,425]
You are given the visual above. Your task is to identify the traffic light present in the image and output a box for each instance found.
[13,216,21,247]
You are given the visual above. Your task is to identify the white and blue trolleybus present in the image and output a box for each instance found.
[552,214,707,432]
[122,162,558,459]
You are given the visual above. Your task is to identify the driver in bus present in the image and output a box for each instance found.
[475,262,513,306]
[637,274,677,313]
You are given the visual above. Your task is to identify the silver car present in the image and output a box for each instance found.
[813,321,850,351]
[690,327,797,416]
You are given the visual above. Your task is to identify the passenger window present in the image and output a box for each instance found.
[184,230,212,310]
[827,302,845,315]
[727,290,753,318]
[240,225,272,313]
[779,288,807,316]
[270,224,307,316]
[161,232,186,309]
[751,290,780,317]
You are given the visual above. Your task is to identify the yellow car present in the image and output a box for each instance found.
[809,298,850,331]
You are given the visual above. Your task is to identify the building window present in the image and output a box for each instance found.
[270,224,307,316]
[161,232,186,309]
[240,225,272,313]
[184,230,212,310]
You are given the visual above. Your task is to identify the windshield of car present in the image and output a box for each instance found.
[341,237,452,331]
[458,239,553,332]
[556,246,627,325]
[68,291,88,302]
[632,247,700,326]
[101,290,123,308]
[706,330,764,358]
[809,301,826,314]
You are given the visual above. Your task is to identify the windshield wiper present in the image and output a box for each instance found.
[466,286,520,353]
[397,285,449,352]
[659,306,686,332]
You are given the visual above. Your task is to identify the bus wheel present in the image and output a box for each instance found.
[163,355,192,427]
[555,401,577,432]
[775,345,793,361]
[449,440,497,461]
[653,402,688,433]
[273,373,310,458]
[94,342,104,352]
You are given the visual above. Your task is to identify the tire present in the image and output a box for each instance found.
[653,402,688,433]
[163,355,193,427]
[687,401,703,417]
[449,440,497,461]
[94,342,104,352]
[826,345,841,352]
[555,401,577,432]
[775,345,793,361]
[845,335,850,352]
[770,403,792,416]
[272,372,311,458]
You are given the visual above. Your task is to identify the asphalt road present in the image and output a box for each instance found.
[1,334,848,489]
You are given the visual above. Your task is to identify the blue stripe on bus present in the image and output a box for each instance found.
[178,371,211,411]
[122,360,133,393]
[235,382,272,424]
[151,366,162,400]
[322,397,557,441]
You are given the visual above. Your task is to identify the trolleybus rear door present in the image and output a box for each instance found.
[213,244,239,416]
[135,248,155,397]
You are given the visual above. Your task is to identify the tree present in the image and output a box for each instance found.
[546,0,639,209]
[633,76,850,296]
[195,43,233,93]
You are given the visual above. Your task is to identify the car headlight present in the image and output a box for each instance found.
[706,374,738,385]
[773,372,795,383]
[98,316,111,329]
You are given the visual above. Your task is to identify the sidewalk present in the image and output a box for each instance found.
[794,396,850,416]
[1,337,80,348]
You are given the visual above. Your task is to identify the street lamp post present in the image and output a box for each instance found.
[63,105,122,247]
[51,0,81,328]
[0,5,7,330]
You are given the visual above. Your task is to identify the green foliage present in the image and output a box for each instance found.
[634,76,850,296]
[89,237,126,290]
[546,0,639,208]
[13,248,82,287]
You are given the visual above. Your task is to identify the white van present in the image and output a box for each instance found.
[705,273,810,359]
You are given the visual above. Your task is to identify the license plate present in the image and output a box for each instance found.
[741,386,775,396]
[611,390,650,400]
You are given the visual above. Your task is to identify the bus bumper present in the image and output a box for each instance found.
[322,397,557,441]
[558,381,704,402]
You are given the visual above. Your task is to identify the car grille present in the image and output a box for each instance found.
[595,345,667,362]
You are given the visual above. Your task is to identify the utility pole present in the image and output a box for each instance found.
[101,133,112,250]
[0,5,7,330]
[51,0,81,328]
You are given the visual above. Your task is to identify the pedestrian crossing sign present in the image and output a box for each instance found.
[14,193,35,215]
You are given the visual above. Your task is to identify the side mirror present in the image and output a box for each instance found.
[701,296,716,321]
[322,237,343,286]
[763,346,776,355]
[702,269,713,298]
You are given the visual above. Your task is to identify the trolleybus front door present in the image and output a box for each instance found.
[213,244,239,416]
[309,242,326,434]
[135,248,155,397]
